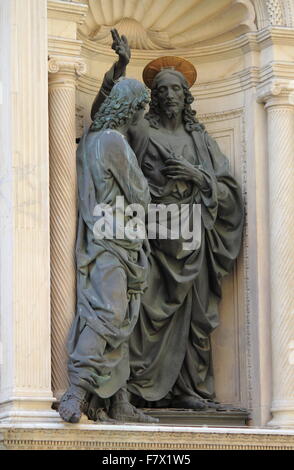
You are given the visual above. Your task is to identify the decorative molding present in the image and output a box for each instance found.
[197,108,244,123]
[252,0,270,29]
[253,0,293,28]
[198,109,248,408]
[48,0,88,24]
[285,0,294,27]
[76,104,86,139]
[1,426,294,450]
[77,73,101,95]
[76,62,294,103]
[48,36,84,57]
[79,25,294,64]
[266,0,285,26]
[259,63,294,84]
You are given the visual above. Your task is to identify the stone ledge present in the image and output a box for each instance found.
[1,422,294,450]
[147,408,249,427]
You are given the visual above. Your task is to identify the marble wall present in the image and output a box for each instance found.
[0,1,293,437]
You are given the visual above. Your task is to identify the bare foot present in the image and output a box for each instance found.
[58,386,88,423]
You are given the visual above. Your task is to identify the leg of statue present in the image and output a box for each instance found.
[86,394,116,423]
[59,325,110,423]
[58,384,88,423]
[109,387,159,423]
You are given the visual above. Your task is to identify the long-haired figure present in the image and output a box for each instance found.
[58,78,157,424]
[91,40,244,412]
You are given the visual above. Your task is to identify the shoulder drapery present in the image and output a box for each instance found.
[68,129,150,398]
[127,124,244,402]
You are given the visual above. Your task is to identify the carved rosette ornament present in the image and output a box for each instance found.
[257,80,294,427]
[48,56,86,400]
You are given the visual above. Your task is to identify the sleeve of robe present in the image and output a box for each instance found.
[197,131,244,297]
[97,131,150,207]
[91,62,126,121]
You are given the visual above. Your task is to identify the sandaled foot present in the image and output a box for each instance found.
[86,403,116,423]
[170,395,207,411]
[94,409,117,423]
[109,402,159,423]
[58,386,88,423]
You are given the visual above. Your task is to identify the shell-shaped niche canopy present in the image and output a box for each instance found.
[79,0,256,50]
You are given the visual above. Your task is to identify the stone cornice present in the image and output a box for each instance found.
[1,424,294,450]
[77,62,294,101]
[77,74,101,95]
[48,36,83,57]
[48,0,88,25]
[79,26,294,62]
[260,62,294,83]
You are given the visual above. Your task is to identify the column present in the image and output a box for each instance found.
[0,0,55,422]
[258,80,294,427]
[48,56,86,401]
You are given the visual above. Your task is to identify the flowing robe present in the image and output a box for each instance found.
[90,70,244,403]
[126,120,244,403]
[68,128,151,399]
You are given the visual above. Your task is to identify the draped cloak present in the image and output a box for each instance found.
[67,128,151,399]
[89,67,244,403]
[126,120,244,403]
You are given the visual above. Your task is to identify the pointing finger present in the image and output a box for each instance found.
[121,34,128,45]
[111,28,121,44]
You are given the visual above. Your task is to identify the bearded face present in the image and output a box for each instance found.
[155,71,185,119]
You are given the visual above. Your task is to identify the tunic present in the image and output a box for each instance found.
[68,128,151,399]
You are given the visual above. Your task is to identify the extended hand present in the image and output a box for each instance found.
[111,28,131,67]
[161,156,207,187]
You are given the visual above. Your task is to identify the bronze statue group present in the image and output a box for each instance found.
[59,30,244,424]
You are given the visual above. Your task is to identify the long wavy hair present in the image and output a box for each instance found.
[145,69,204,132]
[90,78,149,132]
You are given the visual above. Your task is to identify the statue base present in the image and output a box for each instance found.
[144,408,250,427]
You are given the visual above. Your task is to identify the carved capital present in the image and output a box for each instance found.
[48,55,87,79]
[257,79,294,108]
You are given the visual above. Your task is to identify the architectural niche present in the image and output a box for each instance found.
[78,0,257,49]
[1,0,294,450]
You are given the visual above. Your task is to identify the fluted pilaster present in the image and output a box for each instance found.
[48,56,86,400]
[258,80,294,427]
[0,0,55,422]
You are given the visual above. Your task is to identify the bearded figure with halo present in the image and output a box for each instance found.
[90,31,244,414]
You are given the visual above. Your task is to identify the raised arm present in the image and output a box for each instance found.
[91,29,131,120]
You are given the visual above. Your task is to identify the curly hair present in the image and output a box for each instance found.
[90,78,149,132]
[145,69,204,133]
